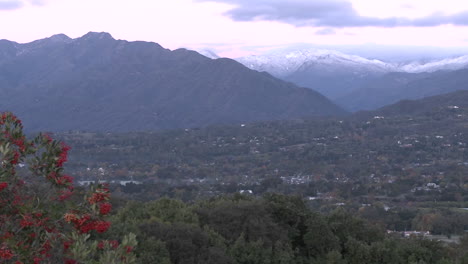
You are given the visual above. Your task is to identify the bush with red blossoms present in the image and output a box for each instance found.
[99,203,112,216]
[0,112,137,264]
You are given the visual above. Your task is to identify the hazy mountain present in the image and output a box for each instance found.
[237,48,468,77]
[373,89,468,117]
[237,48,468,101]
[400,55,468,73]
[237,49,395,77]
[349,89,468,122]
[237,49,394,99]
[0,32,345,132]
[338,69,468,111]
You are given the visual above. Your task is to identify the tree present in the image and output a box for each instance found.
[0,112,136,263]
[303,213,340,258]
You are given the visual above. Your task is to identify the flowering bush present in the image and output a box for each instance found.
[0,112,137,263]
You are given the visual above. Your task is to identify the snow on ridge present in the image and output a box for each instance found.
[400,55,468,73]
[236,48,468,76]
[237,48,396,76]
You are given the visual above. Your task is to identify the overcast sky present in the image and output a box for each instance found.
[2,0,468,57]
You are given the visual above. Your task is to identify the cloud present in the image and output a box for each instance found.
[315,28,336,35]
[196,0,468,27]
[400,4,415,9]
[0,0,23,10]
[0,0,46,10]
[27,0,46,6]
[198,41,246,47]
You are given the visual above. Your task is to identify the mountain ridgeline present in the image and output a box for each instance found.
[236,50,468,111]
[337,68,468,111]
[0,32,345,132]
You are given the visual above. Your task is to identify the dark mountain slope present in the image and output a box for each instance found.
[374,89,468,116]
[349,89,468,123]
[0,32,345,132]
[338,69,468,111]
[284,60,386,100]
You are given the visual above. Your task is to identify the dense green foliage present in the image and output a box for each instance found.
[106,194,467,264]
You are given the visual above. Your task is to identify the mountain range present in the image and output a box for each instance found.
[0,32,344,132]
[336,68,468,111]
[227,49,468,111]
[237,49,468,77]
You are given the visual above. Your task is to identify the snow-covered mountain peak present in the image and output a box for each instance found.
[236,47,468,77]
[400,55,468,73]
[237,48,396,77]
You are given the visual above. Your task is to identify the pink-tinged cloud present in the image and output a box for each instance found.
[197,0,468,27]
[1,0,468,58]
[0,0,46,10]
[28,0,47,6]
[0,0,23,10]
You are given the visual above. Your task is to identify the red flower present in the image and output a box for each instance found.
[47,171,58,181]
[78,219,111,234]
[56,175,74,186]
[12,138,26,152]
[0,182,8,192]
[64,213,78,223]
[61,142,71,152]
[20,215,34,228]
[75,214,91,226]
[58,189,74,201]
[56,143,71,167]
[97,241,105,250]
[94,221,111,233]
[99,202,112,215]
[43,133,53,143]
[11,151,20,165]
[0,248,14,259]
[2,232,14,240]
[88,190,110,204]
[63,241,73,250]
[109,240,119,249]
[12,194,24,206]
[39,241,52,256]
[79,222,95,234]
[125,245,133,253]
[61,175,74,185]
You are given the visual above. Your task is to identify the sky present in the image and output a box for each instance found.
[1,0,468,58]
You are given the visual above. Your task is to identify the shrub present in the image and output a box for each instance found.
[0,112,137,264]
